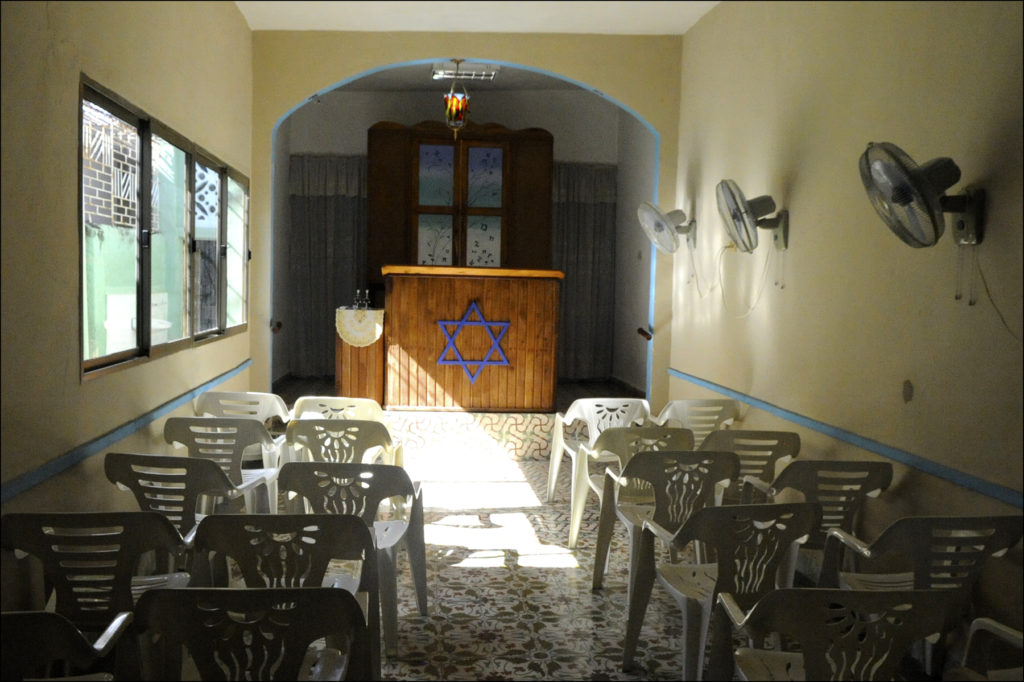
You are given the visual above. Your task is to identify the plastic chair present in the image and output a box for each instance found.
[278,461,428,659]
[944,617,1023,681]
[546,397,652,506]
[291,395,404,467]
[104,451,269,544]
[1,609,133,681]
[194,389,291,436]
[652,398,740,446]
[566,424,694,550]
[699,429,800,506]
[593,449,739,597]
[622,502,821,679]
[818,514,1024,676]
[134,587,374,681]
[285,418,399,466]
[189,512,382,679]
[163,416,279,513]
[1,511,190,679]
[706,587,956,681]
[743,459,893,585]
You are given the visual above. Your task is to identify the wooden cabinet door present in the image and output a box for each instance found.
[367,120,552,281]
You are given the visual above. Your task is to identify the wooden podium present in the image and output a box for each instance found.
[382,266,562,411]
[335,308,385,403]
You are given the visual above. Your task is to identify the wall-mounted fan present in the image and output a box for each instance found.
[859,142,984,248]
[637,202,696,254]
[715,179,788,253]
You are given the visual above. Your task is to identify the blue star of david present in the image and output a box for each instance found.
[437,301,510,383]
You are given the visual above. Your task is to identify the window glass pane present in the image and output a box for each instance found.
[466,146,502,208]
[82,99,140,360]
[151,134,189,344]
[225,177,247,327]
[194,162,220,333]
[417,214,452,265]
[418,145,454,206]
[467,216,501,267]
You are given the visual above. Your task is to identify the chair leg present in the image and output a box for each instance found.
[591,477,617,590]
[622,526,657,671]
[567,452,590,549]
[681,598,705,682]
[546,436,563,503]
[378,546,399,658]
[625,524,641,609]
[408,495,429,616]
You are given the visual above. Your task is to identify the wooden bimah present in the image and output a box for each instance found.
[382,266,562,411]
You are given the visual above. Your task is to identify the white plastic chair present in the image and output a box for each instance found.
[652,398,740,446]
[163,416,281,513]
[566,424,693,550]
[945,617,1024,681]
[622,502,821,679]
[291,396,403,467]
[699,429,801,506]
[285,418,398,466]
[546,397,651,513]
[706,587,955,681]
[278,461,428,660]
[194,390,290,428]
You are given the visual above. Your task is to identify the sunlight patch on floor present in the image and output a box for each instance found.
[427,512,578,568]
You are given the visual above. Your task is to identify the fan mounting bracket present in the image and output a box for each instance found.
[757,210,789,251]
[946,186,984,246]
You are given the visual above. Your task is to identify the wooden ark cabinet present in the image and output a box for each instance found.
[367,120,553,292]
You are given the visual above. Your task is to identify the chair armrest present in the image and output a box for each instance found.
[741,475,772,503]
[92,611,134,657]
[604,467,626,488]
[716,592,748,629]
[641,519,677,546]
[825,527,872,557]
[706,592,755,681]
[231,473,268,498]
[818,527,871,587]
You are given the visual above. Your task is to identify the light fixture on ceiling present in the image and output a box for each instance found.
[442,58,471,138]
[432,61,500,81]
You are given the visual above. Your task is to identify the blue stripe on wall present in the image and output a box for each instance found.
[1,360,252,503]
[668,367,1023,509]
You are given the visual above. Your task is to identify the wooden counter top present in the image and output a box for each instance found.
[381,265,564,280]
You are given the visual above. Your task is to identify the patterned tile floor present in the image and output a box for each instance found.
[378,411,690,681]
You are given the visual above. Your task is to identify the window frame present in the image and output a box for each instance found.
[79,76,248,378]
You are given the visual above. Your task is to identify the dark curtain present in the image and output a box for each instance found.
[287,155,367,377]
[551,162,617,380]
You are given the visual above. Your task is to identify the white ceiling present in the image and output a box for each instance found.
[234,1,719,35]
[235,1,718,93]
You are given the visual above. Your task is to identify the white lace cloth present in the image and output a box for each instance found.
[335,307,384,347]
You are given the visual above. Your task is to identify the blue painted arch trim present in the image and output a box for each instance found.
[668,367,1023,509]
[1,360,252,503]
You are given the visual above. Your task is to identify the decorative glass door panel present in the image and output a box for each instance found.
[467,146,503,208]
[414,140,507,267]
[418,145,454,207]
[467,216,501,267]
[417,214,453,265]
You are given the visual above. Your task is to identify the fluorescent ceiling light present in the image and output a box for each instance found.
[432,61,500,81]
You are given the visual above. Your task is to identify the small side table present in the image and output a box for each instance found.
[335,307,384,403]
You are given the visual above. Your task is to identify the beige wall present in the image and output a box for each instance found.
[1,1,253,512]
[670,1,1022,624]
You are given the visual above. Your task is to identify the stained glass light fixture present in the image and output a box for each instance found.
[443,58,470,137]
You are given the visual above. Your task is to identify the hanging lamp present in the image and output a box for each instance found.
[443,58,470,138]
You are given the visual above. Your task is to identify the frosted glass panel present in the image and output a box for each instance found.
[467,216,501,267]
[418,214,452,265]
[419,145,454,206]
[467,146,503,208]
